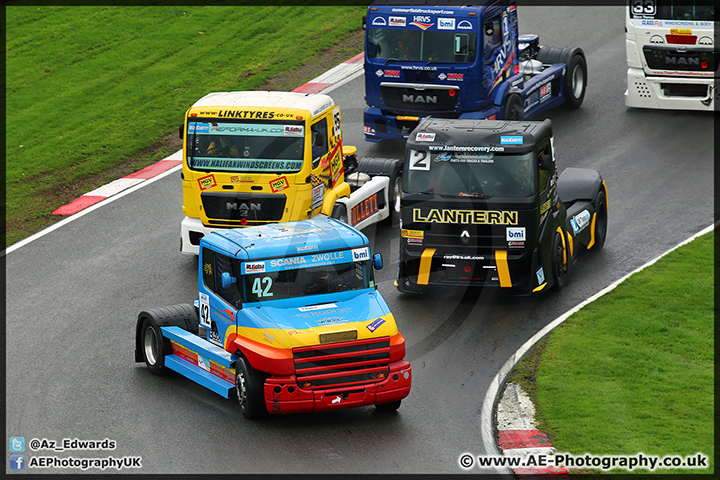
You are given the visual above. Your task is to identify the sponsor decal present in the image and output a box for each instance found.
[415,132,436,142]
[269,176,289,193]
[500,135,523,145]
[428,144,505,152]
[508,241,525,249]
[299,303,338,312]
[315,317,348,326]
[366,318,386,332]
[351,193,379,225]
[458,20,473,30]
[447,73,464,81]
[364,125,376,135]
[384,69,400,78]
[312,183,325,210]
[438,72,447,80]
[413,208,518,225]
[438,17,455,30]
[389,16,406,27]
[570,209,592,234]
[230,175,254,183]
[243,262,266,274]
[539,83,551,101]
[376,69,384,77]
[288,329,315,335]
[297,245,318,252]
[372,16,387,26]
[540,198,552,214]
[401,229,424,239]
[443,254,485,260]
[506,227,526,241]
[284,125,304,136]
[410,22,434,30]
[536,267,545,285]
[198,174,217,190]
[352,247,370,262]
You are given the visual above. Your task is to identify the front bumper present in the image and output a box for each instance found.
[398,247,543,295]
[264,360,412,414]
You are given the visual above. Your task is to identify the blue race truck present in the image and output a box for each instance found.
[362,0,588,142]
[135,218,411,419]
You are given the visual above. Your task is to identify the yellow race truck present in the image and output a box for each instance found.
[179,91,403,255]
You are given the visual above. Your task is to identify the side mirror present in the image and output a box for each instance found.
[221,272,236,288]
[362,15,367,30]
[178,124,184,140]
[372,253,384,270]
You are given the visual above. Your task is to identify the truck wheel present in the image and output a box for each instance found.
[564,53,587,109]
[593,190,608,250]
[551,232,567,291]
[235,357,266,420]
[140,320,168,375]
[385,165,402,226]
[376,400,401,412]
[503,94,524,120]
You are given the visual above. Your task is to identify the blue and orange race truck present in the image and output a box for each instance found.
[362,0,588,142]
[135,218,411,419]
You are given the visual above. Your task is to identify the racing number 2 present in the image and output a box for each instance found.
[409,150,430,171]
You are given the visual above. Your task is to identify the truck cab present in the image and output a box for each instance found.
[397,118,607,295]
[137,218,411,418]
[180,91,401,255]
[363,0,587,142]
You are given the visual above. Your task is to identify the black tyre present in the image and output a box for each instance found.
[564,53,587,109]
[503,93,524,120]
[551,232,567,291]
[376,400,401,412]
[385,166,402,226]
[593,190,607,250]
[235,357,266,420]
[140,320,168,375]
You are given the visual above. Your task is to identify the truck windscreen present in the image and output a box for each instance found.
[242,260,373,303]
[404,150,536,197]
[367,27,477,63]
[186,119,305,173]
[630,0,715,20]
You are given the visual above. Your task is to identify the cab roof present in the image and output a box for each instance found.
[191,91,335,118]
[201,218,369,261]
[408,118,552,150]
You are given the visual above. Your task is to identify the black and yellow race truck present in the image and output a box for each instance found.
[396,118,608,295]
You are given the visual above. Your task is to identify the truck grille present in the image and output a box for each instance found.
[381,85,459,113]
[201,192,286,225]
[643,46,718,73]
[293,337,390,389]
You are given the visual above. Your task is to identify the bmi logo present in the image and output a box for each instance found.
[352,247,370,261]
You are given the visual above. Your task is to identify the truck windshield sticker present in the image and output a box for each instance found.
[405,151,535,197]
[501,136,523,144]
[366,24,477,63]
[242,258,371,303]
[187,119,305,173]
[409,150,431,171]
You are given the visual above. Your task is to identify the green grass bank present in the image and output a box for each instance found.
[510,231,714,474]
[5,5,366,246]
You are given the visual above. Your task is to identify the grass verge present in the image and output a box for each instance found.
[5,5,366,246]
[509,231,714,474]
